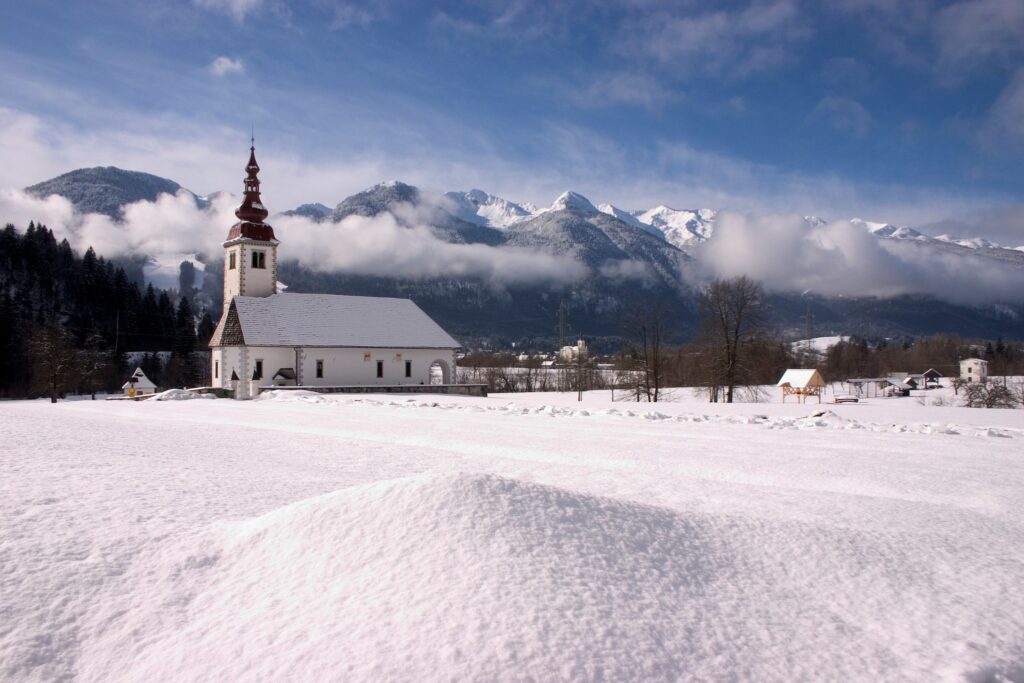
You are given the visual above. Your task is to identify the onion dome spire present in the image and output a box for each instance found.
[234,136,269,223]
[226,137,276,243]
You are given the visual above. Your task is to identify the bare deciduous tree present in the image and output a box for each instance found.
[31,325,79,403]
[620,302,672,402]
[960,381,1019,409]
[698,276,766,403]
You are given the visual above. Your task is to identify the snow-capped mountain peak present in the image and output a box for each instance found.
[633,205,716,249]
[850,218,925,240]
[597,203,643,227]
[597,203,665,239]
[933,234,999,250]
[443,189,535,229]
[549,191,599,214]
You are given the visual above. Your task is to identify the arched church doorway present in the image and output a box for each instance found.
[430,359,451,385]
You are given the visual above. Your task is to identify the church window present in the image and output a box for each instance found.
[376,360,383,378]
[229,252,236,270]
[316,360,323,378]
[252,251,266,269]
[405,360,411,378]
[214,360,219,379]
[254,359,263,380]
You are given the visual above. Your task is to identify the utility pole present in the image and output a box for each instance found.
[576,340,584,402]
[562,300,570,394]
[805,300,811,349]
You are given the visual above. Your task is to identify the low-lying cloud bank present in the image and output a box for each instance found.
[275,212,587,286]
[699,212,1024,305]
[0,189,586,288]
[3,190,1023,305]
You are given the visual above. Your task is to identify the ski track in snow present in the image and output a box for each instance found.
[1,393,1023,682]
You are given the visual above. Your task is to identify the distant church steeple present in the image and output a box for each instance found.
[221,139,279,305]
[234,137,270,224]
[228,138,275,240]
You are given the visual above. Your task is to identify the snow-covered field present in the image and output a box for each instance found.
[2,389,1023,682]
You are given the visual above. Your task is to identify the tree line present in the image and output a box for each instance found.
[469,275,1024,403]
[0,222,215,399]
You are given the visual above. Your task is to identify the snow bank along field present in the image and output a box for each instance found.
[2,389,1023,682]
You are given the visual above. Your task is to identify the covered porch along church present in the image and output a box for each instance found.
[209,141,461,399]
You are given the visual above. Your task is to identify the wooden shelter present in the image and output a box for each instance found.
[777,369,826,403]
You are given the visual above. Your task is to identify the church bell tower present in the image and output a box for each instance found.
[222,138,278,306]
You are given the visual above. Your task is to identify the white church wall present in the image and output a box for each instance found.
[297,347,456,386]
[213,346,293,389]
[246,347,296,383]
[213,346,459,395]
[212,347,246,389]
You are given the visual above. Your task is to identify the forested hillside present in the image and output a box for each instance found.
[0,223,214,398]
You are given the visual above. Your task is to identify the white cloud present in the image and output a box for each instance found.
[5,178,1023,305]
[277,211,587,286]
[193,0,263,22]
[934,0,1024,74]
[987,68,1024,145]
[430,1,568,41]
[0,104,1015,249]
[598,259,655,284]
[0,188,587,288]
[0,106,388,211]
[329,2,385,29]
[209,56,244,77]
[569,72,678,110]
[829,0,1024,83]
[698,212,1024,304]
[632,0,809,79]
[810,96,871,136]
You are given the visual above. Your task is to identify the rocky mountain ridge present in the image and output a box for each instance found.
[18,167,1024,343]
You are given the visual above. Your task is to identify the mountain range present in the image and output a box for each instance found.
[19,166,1024,346]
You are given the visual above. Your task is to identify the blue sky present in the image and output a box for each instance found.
[2,0,1023,240]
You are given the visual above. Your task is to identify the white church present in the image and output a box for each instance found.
[210,142,461,399]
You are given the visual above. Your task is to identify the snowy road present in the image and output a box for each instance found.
[1,392,1022,681]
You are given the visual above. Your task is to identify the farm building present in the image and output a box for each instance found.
[776,369,826,403]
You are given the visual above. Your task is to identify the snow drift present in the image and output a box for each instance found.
[82,473,719,680]
[75,470,1024,681]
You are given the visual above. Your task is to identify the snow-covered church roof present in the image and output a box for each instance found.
[212,293,460,349]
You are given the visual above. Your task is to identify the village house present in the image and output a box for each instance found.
[121,367,156,397]
[959,358,988,383]
[209,142,461,399]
